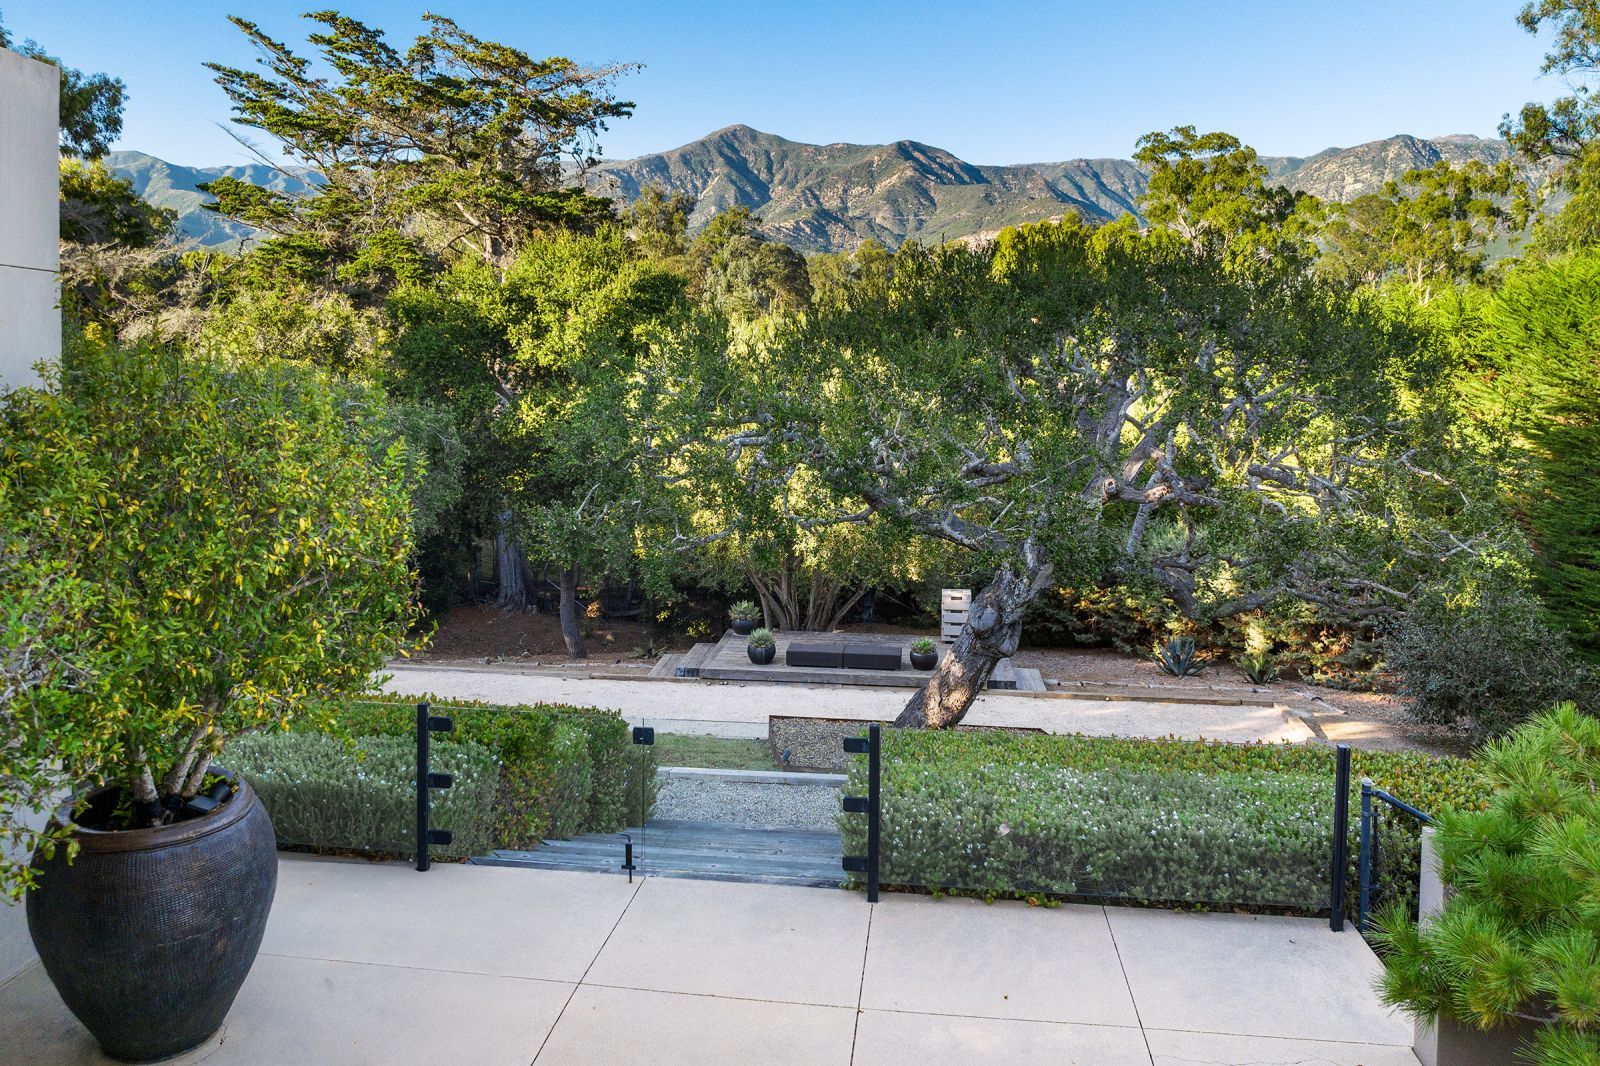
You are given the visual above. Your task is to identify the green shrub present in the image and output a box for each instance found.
[844,730,1490,912]
[224,732,498,858]
[305,695,654,844]
[1385,566,1599,738]
[1371,706,1600,1066]
[546,722,594,838]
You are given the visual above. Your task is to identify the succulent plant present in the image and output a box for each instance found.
[730,599,760,621]
[1238,649,1279,684]
[910,637,936,654]
[1154,636,1206,677]
[747,627,775,649]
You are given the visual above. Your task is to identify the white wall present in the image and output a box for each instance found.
[0,46,60,391]
[0,44,57,985]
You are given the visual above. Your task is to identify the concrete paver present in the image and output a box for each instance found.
[584,876,870,1007]
[0,855,1419,1065]
[852,1010,1152,1065]
[263,856,635,982]
[384,665,1314,744]
[1107,908,1411,1045]
[536,985,856,1066]
[1146,1028,1423,1066]
[861,895,1141,1027]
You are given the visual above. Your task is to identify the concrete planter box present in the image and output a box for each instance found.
[1412,829,1549,1065]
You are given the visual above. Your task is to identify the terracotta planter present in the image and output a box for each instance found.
[748,643,776,664]
[27,773,277,1062]
[731,618,756,636]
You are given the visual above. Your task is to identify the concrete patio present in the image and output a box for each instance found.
[0,855,1417,1065]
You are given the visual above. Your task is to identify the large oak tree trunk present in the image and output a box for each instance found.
[557,566,586,659]
[495,521,530,612]
[895,565,1048,729]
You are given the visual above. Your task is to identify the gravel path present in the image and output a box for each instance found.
[652,778,842,831]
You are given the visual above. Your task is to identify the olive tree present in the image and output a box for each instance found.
[0,338,419,874]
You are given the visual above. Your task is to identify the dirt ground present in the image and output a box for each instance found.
[418,608,1470,755]
[417,604,695,665]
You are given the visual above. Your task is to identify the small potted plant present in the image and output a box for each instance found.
[747,627,777,664]
[909,637,938,670]
[730,599,760,636]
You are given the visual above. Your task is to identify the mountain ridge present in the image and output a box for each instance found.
[106,126,1520,255]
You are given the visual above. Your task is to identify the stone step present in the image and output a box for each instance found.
[471,818,845,888]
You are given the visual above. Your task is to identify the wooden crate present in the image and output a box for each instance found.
[940,588,970,644]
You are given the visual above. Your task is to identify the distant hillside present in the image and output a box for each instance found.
[108,129,1524,255]
[103,151,319,247]
[589,127,1522,252]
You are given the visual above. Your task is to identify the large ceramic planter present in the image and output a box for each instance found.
[748,643,776,664]
[909,650,937,670]
[731,618,757,636]
[27,773,278,1062]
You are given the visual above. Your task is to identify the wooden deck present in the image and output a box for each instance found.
[472,819,845,888]
[671,630,1045,690]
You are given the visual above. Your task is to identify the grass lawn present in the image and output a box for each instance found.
[654,733,781,770]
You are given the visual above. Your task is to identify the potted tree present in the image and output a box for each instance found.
[730,599,761,636]
[909,637,939,670]
[1,344,418,1062]
[1370,705,1600,1066]
[747,627,777,664]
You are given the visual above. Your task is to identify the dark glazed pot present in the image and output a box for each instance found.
[748,643,776,664]
[27,773,278,1062]
[731,618,757,636]
[910,650,938,670]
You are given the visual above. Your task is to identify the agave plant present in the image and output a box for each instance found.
[910,637,936,655]
[1238,649,1279,685]
[1154,636,1206,677]
[747,627,776,649]
[730,599,761,621]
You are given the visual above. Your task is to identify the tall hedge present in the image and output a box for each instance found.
[1485,251,1600,659]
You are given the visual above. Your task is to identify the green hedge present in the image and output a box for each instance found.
[843,731,1489,911]
[225,732,499,858]
[304,695,657,847]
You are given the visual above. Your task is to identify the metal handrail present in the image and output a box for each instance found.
[1357,776,1434,932]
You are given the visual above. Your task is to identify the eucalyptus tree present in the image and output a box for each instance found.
[1503,0,1600,251]
[1319,161,1521,295]
[647,217,1486,728]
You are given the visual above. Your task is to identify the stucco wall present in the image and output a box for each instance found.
[0,46,60,391]
[0,44,57,986]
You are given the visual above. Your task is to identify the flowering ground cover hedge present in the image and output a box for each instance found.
[225,732,499,858]
[842,730,1488,912]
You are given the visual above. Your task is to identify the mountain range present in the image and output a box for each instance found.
[107,126,1521,255]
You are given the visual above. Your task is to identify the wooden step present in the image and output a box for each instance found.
[673,643,717,678]
[647,653,683,679]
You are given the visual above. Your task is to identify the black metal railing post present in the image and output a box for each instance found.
[415,702,456,872]
[841,723,881,902]
[1329,742,1351,931]
[629,726,654,880]
[1358,778,1375,931]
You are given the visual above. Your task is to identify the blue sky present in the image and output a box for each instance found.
[1,0,1565,167]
